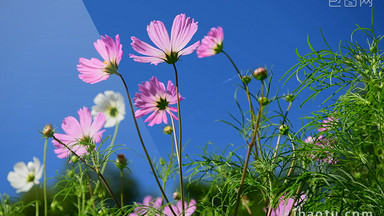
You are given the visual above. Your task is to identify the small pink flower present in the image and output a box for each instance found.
[129,196,163,216]
[163,199,197,216]
[305,136,338,164]
[318,116,336,132]
[130,14,200,65]
[77,34,123,84]
[53,107,106,158]
[197,26,224,58]
[134,77,184,126]
[268,194,305,216]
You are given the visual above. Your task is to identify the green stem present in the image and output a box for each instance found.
[162,134,175,202]
[94,122,120,195]
[117,74,177,216]
[43,138,48,216]
[35,187,39,216]
[120,170,124,206]
[172,63,185,216]
[222,50,258,157]
[233,81,265,216]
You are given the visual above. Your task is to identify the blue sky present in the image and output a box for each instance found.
[1,0,383,199]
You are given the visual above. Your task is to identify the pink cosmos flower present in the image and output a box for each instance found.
[77,34,123,84]
[53,107,106,158]
[197,26,224,58]
[163,199,197,216]
[134,77,184,126]
[268,194,306,216]
[129,196,163,216]
[130,14,200,65]
[305,136,338,164]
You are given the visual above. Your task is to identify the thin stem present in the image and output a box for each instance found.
[78,164,86,212]
[162,134,175,202]
[172,63,185,216]
[222,50,258,157]
[120,170,124,206]
[94,122,120,195]
[233,81,265,216]
[102,122,119,174]
[35,187,39,216]
[42,138,48,216]
[272,102,292,160]
[117,73,177,216]
[51,136,122,210]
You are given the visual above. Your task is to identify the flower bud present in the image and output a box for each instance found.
[42,124,54,138]
[241,76,252,85]
[159,157,166,166]
[115,153,127,170]
[279,125,289,135]
[70,156,78,164]
[173,191,181,200]
[284,94,295,103]
[163,125,173,135]
[253,67,267,80]
[258,97,269,105]
[66,169,75,178]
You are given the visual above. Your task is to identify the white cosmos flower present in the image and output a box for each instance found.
[7,157,44,193]
[92,90,126,128]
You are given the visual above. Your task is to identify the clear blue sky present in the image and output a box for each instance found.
[1,0,383,199]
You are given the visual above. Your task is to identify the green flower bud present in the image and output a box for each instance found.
[173,191,181,200]
[284,94,295,103]
[279,125,289,135]
[241,76,252,85]
[163,125,173,135]
[253,67,267,80]
[159,157,166,166]
[66,169,75,178]
[70,156,78,164]
[258,97,269,105]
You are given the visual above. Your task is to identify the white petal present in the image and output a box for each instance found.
[16,182,34,193]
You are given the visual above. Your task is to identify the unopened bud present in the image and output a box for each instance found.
[159,157,166,166]
[66,169,75,178]
[173,191,180,200]
[115,153,127,170]
[253,67,267,80]
[355,54,362,61]
[70,156,78,164]
[42,124,54,138]
[279,125,289,135]
[258,97,269,105]
[284,94,295,103]
[163,125,173,135]
[241,76,252,85]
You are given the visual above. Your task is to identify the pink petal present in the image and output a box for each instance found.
[61,116,82,137]
[129,54,165,65]
[147,20,171,54]
[178,41,200,56]
[89,112,106,136]
[171,14,199,52]
[130,36,165,59]
[78,107,92,134]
